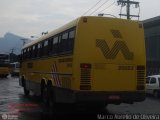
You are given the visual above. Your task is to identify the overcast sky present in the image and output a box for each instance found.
[0,0,160,38]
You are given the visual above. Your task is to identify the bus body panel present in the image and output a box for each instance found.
[73,17,146,92]
[20,56,73,90]
[20,16,146,104]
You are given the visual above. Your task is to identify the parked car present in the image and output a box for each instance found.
[146,75,160,97]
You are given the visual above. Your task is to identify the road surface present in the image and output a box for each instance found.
[0,76,160,120]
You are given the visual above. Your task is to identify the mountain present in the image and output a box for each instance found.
[0,33,30,55]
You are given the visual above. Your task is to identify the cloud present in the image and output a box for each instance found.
[0,0,160,37]
[0,0,99,37]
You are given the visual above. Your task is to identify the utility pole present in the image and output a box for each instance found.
[117,0,140,20]
[126,0,130,20]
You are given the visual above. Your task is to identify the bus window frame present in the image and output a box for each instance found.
[52,36,59,55]
[21,26,76,61]
[32,45,35,58]
[68,28,76,53]
[43,40,49,56]
[37,42,43,57]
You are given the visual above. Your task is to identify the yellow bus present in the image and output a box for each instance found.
[19,16,146,110]
[0,54,10,78]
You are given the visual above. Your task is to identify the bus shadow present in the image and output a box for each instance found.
[40,104,112,120]
[20,95,112,120]
[40,110,112,120]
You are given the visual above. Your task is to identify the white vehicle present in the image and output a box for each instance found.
[146,75,160,97]
[9,62,20,76]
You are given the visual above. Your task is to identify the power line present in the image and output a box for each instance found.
[98,0,116,13]
[83,0,103,16]
[90,0,110,15]
[108,3,119,13]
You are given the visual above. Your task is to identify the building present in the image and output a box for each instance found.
[143,16,160,75]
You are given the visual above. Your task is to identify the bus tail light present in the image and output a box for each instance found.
[136,65,145,90]
[80,63,91,90]
[80,63,91,69]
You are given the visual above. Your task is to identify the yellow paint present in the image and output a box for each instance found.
[0,67,9,75]
[21,16,146,92]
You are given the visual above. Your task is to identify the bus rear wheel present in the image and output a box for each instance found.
[48,86,56,113]
[23,79,30,96]
[24,86,30,96]
[42,86,49,107]
[42,85,56,114]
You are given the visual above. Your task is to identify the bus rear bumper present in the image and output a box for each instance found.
[53,86,146,104]
[75,91,146,104]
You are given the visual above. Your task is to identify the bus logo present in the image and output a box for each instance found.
[96,39,134,60]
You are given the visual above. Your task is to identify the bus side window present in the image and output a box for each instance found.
[29,47,32,59]
[41,42,44,56]
[58,35,62,54]
[48,38,53,55]
[61,32,69,53]
[68,29,75,52]
[32,45,35,58]
[33,44,38,58]
[52,36,59,55]
[44,40,49,56]
[27,48,30,59]
[29,46,33,58]
[24,51,26,60]
[37,43,41,57]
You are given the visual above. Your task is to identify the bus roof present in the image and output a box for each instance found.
[22,16,140,50]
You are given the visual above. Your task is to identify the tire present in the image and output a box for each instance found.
[42,86,49,107]
[23,79,30,96]
[47,84,56,113]
[42,84,56,118]
[24,86,30,96]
